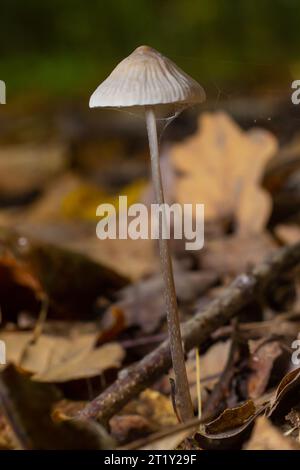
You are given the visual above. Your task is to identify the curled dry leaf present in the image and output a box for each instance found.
[170,111,277,234]
[195,400,263,450]
[244,415,299,450]
[204,400,256,435]
[268,367,300,417]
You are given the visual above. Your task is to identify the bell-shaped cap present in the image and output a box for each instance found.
[90,46,205,110]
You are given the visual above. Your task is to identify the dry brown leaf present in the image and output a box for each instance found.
[275,224,300,245]
[195,401,264,449]
[0,230,128,320]
[268,367,300,416]
[0,365,114,449]
[170,111,277,234]
[107,270,217,334]
[247,339,283,400]
[110,414,154,445]
[0,331,124,382]
[69,235,157,281]
[186,340,231,406]
[201,233,277,276]
[244,416,299,450]
[204,400,256,434]
[0,143,67,196]
[138,427,194,451]
[110,389,178,446]
[117,389,177,429]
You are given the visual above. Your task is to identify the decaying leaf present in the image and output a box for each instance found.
[204,400,256,434]
[0,143,67,197]
[195,400,263,450]
[0,331,124,382]
[0,250,43,323]
[244,416,299,450]
[186,340,231,406]
[69,235,157,281]
[0,230,128,319]
[110,414,154,445]
[107,270,217,333]
[122,418,200,451]
[0,412,18,449]
[110,389,178,446]
[201,233,276,276]
[275,224,300,245]
[247,339,283,399]
[286,407,300,430]
[170,112,277,234]
[115,389,177,429]
[137,427,194,451]
[268,367,300,417]
[0,365,114,449]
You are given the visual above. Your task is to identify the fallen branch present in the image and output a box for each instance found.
[79,242,300,423]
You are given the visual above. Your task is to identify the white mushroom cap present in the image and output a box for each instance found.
[90,45,205,110]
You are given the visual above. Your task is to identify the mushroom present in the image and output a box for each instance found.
[90,45,205,422]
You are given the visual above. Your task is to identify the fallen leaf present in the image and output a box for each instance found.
[268,368,300,417]
[0,230,128,319]
[138,427,194,451]
[0,250,43,323]
[109,389,178,446]
[69,235,157,281]
[170,112,277,234]
[0,412,18,449]
[110,414,153,445]
[186,340,231,406]
[286,408,300,430]
[122,418,200,451]
[0,365,114,449]
[244,415,299,450]
[0,143,67,197]
[195,401,264,449]
[204,400,256,434]
[62,178,146,221]
[201,233,276,276]
[275,224,300,245]
[247,339,283,399]
[0,331,125,382]
[107,270,217,333]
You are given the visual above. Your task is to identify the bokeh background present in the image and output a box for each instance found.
[1,0,299,99]
[0,0,299,279]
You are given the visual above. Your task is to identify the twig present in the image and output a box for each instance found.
[202,318,239,421]
[79,242,300,423]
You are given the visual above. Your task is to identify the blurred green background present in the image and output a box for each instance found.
[0,0,299,100]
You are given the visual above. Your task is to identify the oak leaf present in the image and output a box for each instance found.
[170,112,278,234]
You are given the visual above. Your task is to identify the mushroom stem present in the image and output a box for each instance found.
[145,106,194,422]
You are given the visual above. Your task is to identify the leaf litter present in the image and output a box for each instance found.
[0,108,300,450]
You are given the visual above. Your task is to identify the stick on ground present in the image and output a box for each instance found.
[79,242,300,423]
